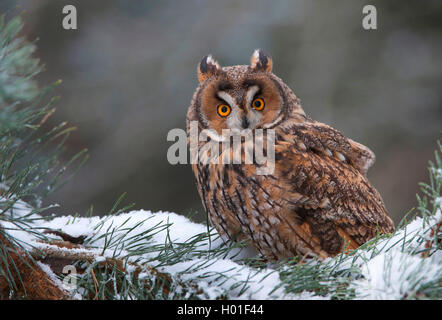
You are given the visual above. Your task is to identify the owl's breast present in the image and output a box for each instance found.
[192,160,304,260]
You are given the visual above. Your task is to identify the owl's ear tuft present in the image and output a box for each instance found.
[250,49,273,73]
[198,55,222,83]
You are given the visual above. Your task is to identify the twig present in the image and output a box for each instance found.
[91,268,99,299]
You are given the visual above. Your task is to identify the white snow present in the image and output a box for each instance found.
[1,198,440,300]
[344,207,441,299]
[352,247,441,299]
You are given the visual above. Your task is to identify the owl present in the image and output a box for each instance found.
[187,50,394,261]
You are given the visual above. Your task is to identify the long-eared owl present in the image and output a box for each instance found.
[187,50,394,261]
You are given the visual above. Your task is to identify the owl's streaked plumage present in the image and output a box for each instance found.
[187,50,394,260]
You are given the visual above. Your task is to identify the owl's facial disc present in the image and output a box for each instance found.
[216,88,263,131]
[200,76,283,135]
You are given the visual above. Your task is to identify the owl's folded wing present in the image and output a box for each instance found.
[272,141,394,254]
[288,121,375,176]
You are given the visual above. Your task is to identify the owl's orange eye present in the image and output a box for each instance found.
[252,98,265,111]
[217,104,231,117]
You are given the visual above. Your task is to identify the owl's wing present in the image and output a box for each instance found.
[287,121,375,176]
[271,125,394,254]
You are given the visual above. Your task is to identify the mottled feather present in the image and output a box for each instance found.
[187,50,394,261]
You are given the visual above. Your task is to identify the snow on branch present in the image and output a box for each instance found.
[1,191,441,299]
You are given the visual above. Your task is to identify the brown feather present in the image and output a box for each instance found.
[187,51,394,261]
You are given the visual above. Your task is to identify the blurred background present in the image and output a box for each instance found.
[1,0,441,223]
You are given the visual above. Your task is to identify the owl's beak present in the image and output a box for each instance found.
[241,116,250,129]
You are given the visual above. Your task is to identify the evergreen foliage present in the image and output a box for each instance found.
[0,15,440,300]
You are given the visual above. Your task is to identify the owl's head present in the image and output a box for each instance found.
[188,50,305,136]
